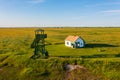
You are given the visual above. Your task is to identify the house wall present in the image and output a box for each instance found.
[76,38,85,47]
[65,41,72,47]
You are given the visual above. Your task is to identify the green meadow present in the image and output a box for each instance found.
[0,27,120,80]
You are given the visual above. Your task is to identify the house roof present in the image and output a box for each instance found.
[65,36,80,42]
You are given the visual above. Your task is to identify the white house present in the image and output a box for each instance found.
[65,36,85,48]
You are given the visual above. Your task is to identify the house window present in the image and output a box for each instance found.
[67,42,69,45]
[77,42,80,46]
[81,43,83,45]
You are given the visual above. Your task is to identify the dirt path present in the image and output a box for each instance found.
[63,64,99,80]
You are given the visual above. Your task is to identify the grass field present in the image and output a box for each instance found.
[0,27,120,80]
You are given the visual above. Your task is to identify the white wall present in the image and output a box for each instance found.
[65,41,72,47]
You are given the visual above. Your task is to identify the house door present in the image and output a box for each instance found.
[71,43,76,48]
[75,42,80,48]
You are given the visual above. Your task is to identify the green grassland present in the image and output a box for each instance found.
[0,27,120,80]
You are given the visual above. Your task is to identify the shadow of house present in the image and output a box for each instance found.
[85,43,118,48]
[81,54,120,58]
[116,53,120,57]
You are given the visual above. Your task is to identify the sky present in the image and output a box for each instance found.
[0,0,120,27]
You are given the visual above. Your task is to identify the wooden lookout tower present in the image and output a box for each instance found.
[31,29,49,59]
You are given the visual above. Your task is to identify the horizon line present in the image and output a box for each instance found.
[0,26,120,28]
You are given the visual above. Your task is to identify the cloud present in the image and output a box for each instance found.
[28,0,45,4]
[85,2,120,7]
[101,10,120,14]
